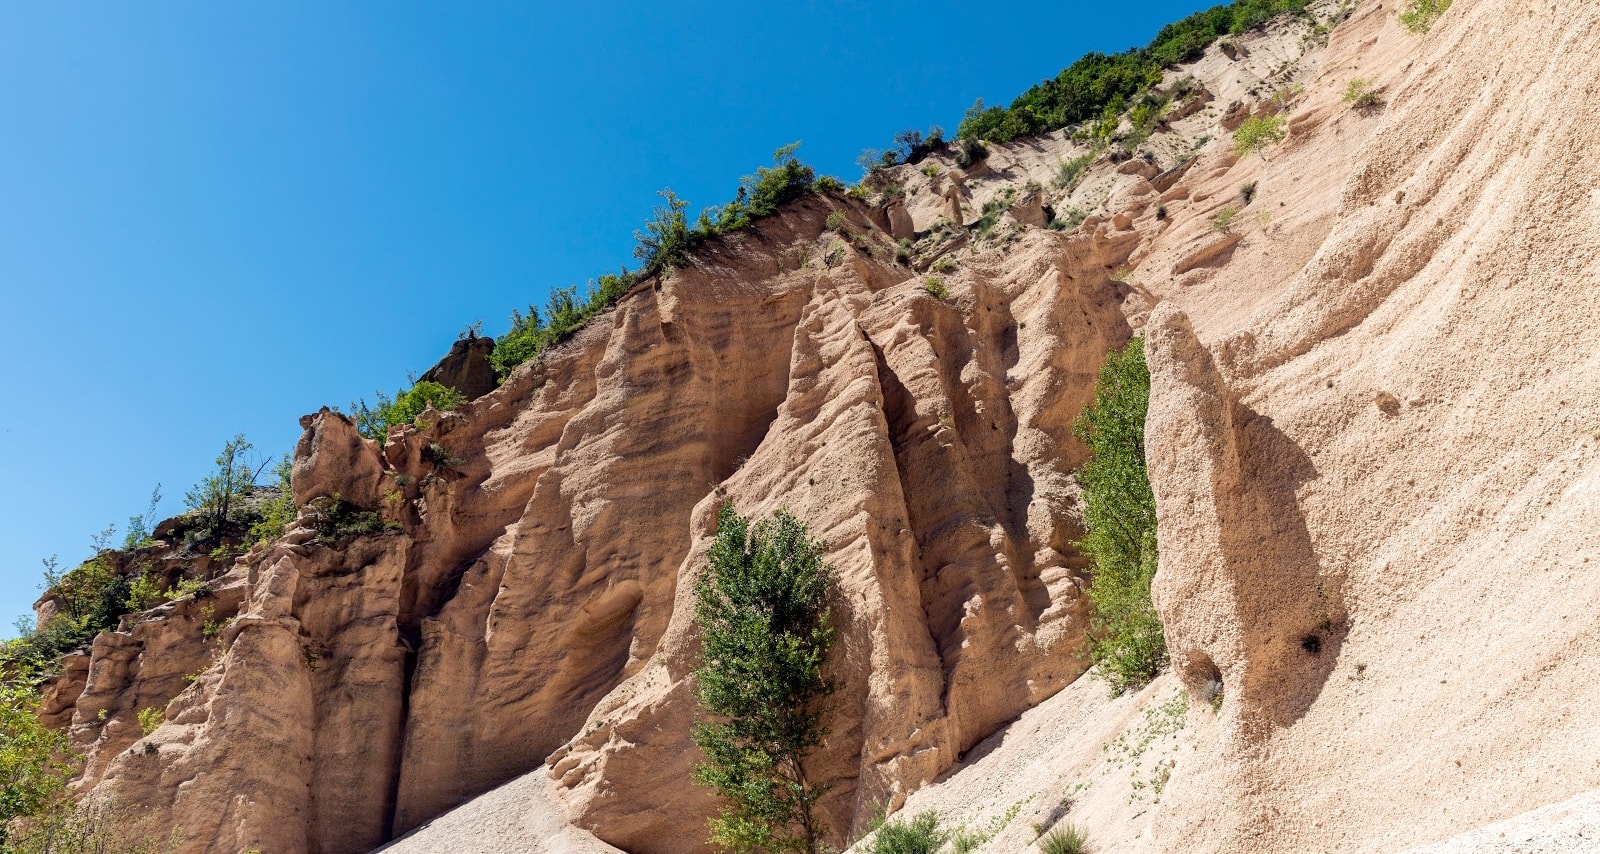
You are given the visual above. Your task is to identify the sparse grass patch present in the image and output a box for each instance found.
[1238,181,1257,204]
[825,210,848,233]
[1053,153,1095,191]
[924,276,950,300]
[869,811,946,854]
[1399,0,1451,33]
[931,256,957,273]
[1213,206,1239,233]
[1039,824,1090,854]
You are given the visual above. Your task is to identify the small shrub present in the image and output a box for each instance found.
[1048,208,1088,232]
[1213,206,1239,232]
[1342,77,1380,109]
[923,276,950,300]
[894,246,913,265]
[1238,181,1257,204]
[1039,824,1090,854]
[921,162,942,178]
[1053,153,1095,191]
[422,442,463,472]
[137,707,163,736]
[954,138,989,168]
[307,497,397,546]
[1155,204,1168,220]
[931,256,957,273]
[1232,114,1287,160]
[813,175,846,193]
[352,381,466,442]
[1399,0,1451,33]
[825,210,848,233]
[870,811,946,854]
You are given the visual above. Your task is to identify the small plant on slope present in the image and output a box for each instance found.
[1399,0,1452,34]
[1073,338,1165,694]
[1039,823,1091,854]
[692,505,836,853]
[1342,78,1380,109]
[869,811,946,854]
[1233,114,1287,160]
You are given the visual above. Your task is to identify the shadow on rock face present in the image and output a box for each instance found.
[1145,304,1347,745]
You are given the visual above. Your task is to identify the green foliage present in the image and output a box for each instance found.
[1212,206,1239,232]
[1342,77,1379,108]
[953,138,988,168]
[923,277,949,300]
[692,505,836,853]
[1238,181,1257,204]
[1399,0,1451,33]
[1232,114,1287,160]
[121,486,163,551]
[2,557,132,682]
[1073,338,1165,694]
[352,381,466,442]
[812,175,846,194]
[0,684,73,846]
[1053,153,1096,191]
[1048,208,1088,232]
[1038,824,1090,854]
[634,188,697,273]
[136,707,163,736]
[869,812,946,854]
[957,0,1310,142]
[249,456,296,545]
[307,497,396,546]
[489,270,636,379]
[7,796,182,854]
[824,211,848,233]
[930,256,957,274]
[183,435,261,540]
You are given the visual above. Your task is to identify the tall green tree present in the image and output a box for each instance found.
[184,434,262,538]
[692,505,836,854]
[1073,337,1166,694]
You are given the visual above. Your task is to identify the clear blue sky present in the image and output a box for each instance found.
[0,1,1215,626]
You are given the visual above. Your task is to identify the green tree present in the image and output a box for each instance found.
[692,505,836,854]
[1073,338,1166,694]
[0,684,73,847]
[184,434,262,538]
[634,189,694,275]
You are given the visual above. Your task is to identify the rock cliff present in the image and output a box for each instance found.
[32,0,1600,852]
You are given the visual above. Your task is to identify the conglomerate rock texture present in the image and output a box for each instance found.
[38,0,1600,851]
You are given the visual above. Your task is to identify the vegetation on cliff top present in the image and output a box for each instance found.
[957,0,1310,143]
[1074,337,1166,694]
[693,505,835,853]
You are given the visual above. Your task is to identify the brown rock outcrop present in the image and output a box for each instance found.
[418,334,498,400]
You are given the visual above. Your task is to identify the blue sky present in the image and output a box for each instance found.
[0,1,1215,625]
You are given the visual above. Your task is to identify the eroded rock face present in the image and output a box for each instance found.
[58,193,1144,854]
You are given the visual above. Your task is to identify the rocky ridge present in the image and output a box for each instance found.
[30,0,1600,852]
